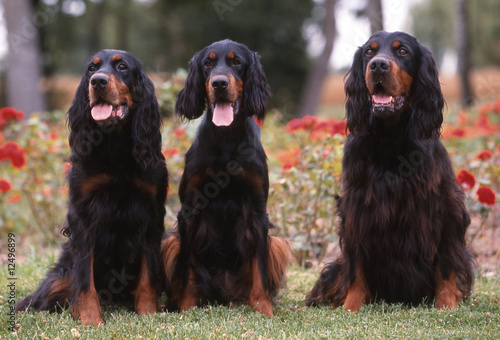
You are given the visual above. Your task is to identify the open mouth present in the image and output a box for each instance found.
[211,101,239,126]
[370,84,405,114]
[91,101,128,122]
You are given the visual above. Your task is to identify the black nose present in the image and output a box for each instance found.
[369,58,390,74]
[91,74,109,90]
[212,76,229,91]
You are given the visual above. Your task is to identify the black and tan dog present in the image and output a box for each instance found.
[16,50,168,326]
[306,31,473,311]
[162,40,291,316]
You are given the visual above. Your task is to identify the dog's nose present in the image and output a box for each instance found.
[91,74,109,90]
[369,58,390,74]
[212,76,229,91]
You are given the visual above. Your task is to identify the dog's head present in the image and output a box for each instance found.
[82,49,147,125]
[68,49,163,170]
[175,39,271,126]
[345,31,444,138]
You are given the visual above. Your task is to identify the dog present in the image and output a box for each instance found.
[16,49,168,325]
[306,31,474,310]
[161,40,291,316]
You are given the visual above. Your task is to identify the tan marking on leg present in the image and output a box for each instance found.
[71,254,103,326]
[435,264,462,309]
[179,269,199,312]
[248,257,273,316]
[344,264,371,312]
[134,252,158,315]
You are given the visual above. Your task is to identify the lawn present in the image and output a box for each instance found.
[1,253,499,339]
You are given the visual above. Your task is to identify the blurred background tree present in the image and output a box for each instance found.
[6,0,314,116]
[1,0,500,115]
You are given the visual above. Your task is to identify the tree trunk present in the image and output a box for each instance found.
[367,0,383,34]
[297,0,336,117]
[3,0,47,116]
[457,0,473,107]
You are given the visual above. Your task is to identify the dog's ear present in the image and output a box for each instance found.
[410,45,444,139]
[175,52,206,120]
[67,72,94,163]
[131,70,165,171]
[242,51,271,123]
[344,46,371,136]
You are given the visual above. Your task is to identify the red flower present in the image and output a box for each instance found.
[0,178,12,193]
[49,131,59,140]
[456,169,476,190]
[278,147,301,170]
[7,194,21,203]
[162,147,180,158]
[476,150,493,160]
[174,128,186,138]
[0,141,26,169]
[451,128,466,139]
[475,114,498,136]
[476,186,496,206]
[286,115,318,132]
[0,107,25,121]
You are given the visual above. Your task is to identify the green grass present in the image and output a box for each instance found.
[1,254,499,339]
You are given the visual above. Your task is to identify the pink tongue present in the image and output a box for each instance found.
[91,104,113,121]
[212,103,234,126]
[373,94,392,104]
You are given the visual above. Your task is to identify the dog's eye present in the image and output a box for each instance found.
[233,58,241,66]
[366,49,374,56]
[88,65,97,73]
[204,60,212,67]
[117,63,128,71]
[398,48,408,56]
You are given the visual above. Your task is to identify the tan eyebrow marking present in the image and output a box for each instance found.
[370,42,378,49]
[227,51,235,58]
[209,52,216,59]
[112,54,122,61]
[93,57,100,64]
[392,41,401,49]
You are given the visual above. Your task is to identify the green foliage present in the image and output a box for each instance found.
[410,0,455,67]
[410,0,500,67]
[1,111,69,245]
[269,134,344,265]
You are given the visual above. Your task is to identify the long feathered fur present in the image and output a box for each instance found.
[307,31,473,309]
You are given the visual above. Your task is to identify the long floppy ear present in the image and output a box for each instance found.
[344,47,371,136]
[410,45,444,139]
[132,71,165,171]
[67,74,95,163]
[242,51,271,122]
[175,53,206,120]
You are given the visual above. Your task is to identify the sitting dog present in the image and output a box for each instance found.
[162,40,291,316]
